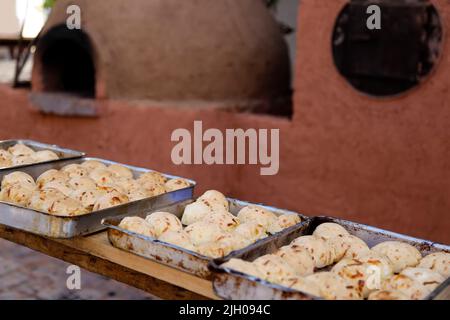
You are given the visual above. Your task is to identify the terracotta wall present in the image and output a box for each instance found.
[0,0,449,243]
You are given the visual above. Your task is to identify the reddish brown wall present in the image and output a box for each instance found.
[0,0,449,243]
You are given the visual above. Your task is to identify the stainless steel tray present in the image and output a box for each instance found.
[103,199,308,279]
[209,216,450,300]
[0,157,195,238]
[0,139,85,171]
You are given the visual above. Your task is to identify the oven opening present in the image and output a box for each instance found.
[38,25,96,98]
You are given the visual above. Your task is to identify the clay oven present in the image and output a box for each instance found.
[31,0,291,114]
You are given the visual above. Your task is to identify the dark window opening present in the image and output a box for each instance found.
[37,25,95,98]
[332,0,442,97]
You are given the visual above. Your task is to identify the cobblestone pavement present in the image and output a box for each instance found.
[0,238,154,300]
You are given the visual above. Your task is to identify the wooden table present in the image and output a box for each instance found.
[0,224,219,300]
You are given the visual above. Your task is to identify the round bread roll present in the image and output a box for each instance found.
[0,150,12,168]
[253,254,298,284]
[12,155,34,166]
[164,178,191,192]
[0,183,34,206]
[127,188,150,201]
[107,164,133,179]
[400,267,445,292]
[145,212,183,237]
[222,258,265,279]
[198,190,229,211]
[61,164,89,179]
[339,234,370,260]
[138,171,167,185]
[89,168,116,186]
[158,230,195,251]
[291,235,335,268]
[81,160,107,171]
[196,239,237,258]
[203,211,239,231]
[28,189,66,212]
[2,171,35,189]
[70,188,103,209]
[313,222,349,239]
[96,183,127,196]
[418,252,450,278]
[36,169,68,188]
[185,221,226,246]
[8,143,34,157]
[267,214,301,234]
[181,201,213,225]
[237,205,277,231]
[67,177,97,191]
[31,150,59,163]
[233,221,267,242]
[276,245,315,276]
[41,180,73,197]
[372,241,422,273]
[119,217,156,238]
[48,197,88,216]
[279,276,322,298]
[358,251,394,282]
[332,258,373,297]
[368,290,409,300]
[92,191,129,211]
[141,182,166,197]
[306,272,363,300]
[382,274,430,300]
[114,177,139,191]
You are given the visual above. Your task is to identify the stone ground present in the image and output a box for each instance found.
[0,238,154,300]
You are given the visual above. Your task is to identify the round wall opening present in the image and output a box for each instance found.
[332,0,442,97]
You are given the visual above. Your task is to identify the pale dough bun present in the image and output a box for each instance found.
[145,211,183,237]
[67,177,97,191]
[222,258,265,279]
[368,290,409,300]
[181,201,213,225]
[0,150,12,168]
[233,221,267,243]
[372,241,422,273]
[418,252,450,278]
[382,274,430,300]
[358,251,394,282]
[92,191,129,211]
[276,245,315,276]
[237,205,277,231]
[8,143,34,157]
[291,235,335,268]
[81,160,107,171]
[12,155,35,166]
[36,169,68,188]
[89,169,115,186]
[41,180,73,197]
[164,178,191,192]
[158,230,195,251]
[400,267,445,292]
[185,221,227,246]
[107,164,134,179]
[253,254,298,284]
[279,276,322,298]
[61,164,89,179]
[0,183,35,206]
[198,190,229,211]
[48,197,88,216]
[127,188,150,201]
[138,171,167,185]
[196,236,241,258]
[31,150,59,163]
[267,214,301,234]
[70,188,103,208]
[313,222,349,239]
[332,258,372,297]
[141,182,166,197]
[306,272,363,300]
[340,234,370,260]
[119,216,156,238]
[203,211,239,231]
[2,171,35,189]
[28,189,66,212]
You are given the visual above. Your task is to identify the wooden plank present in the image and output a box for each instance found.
[0,225,219,300]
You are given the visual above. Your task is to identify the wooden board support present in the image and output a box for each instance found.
[0,225,219,300]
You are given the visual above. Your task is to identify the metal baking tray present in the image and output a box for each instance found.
[0,157,195,238]
[0,139,85,171]
[103,199,308,279]
[209,216,450,300]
